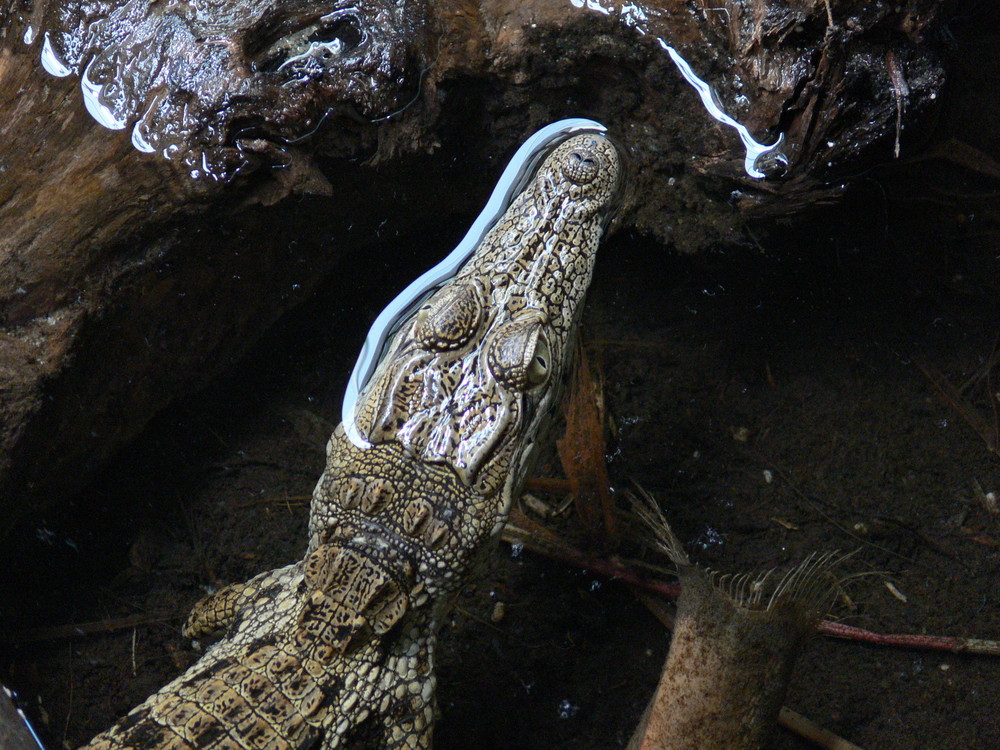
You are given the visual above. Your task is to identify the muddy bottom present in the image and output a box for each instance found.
[2,166,1000,748]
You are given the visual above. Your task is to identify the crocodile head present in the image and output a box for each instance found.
[351,132,621,508]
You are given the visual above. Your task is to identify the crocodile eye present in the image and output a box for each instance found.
[487,317,551,391]
[525,335,550,385]
[561,144,600,185]
[414,283,483,351]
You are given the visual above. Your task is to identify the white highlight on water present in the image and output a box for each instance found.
[81,58,126,130]
[340,118,608,449]
[570,0,787,178]
[278,38,345,72]
[40,33,72,77]
[131,98,159,153]
[23,26,36,46]
[660,43,786,178]
[39,32,147,140]
[131,123,156,153]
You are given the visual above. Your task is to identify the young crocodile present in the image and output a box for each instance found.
[83,130,621,750]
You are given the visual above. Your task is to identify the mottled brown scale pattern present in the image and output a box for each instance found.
[413,283,484,351]
[486,316,548,390]
[82,133,619,749]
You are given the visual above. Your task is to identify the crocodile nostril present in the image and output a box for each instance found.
[562,148,600,184]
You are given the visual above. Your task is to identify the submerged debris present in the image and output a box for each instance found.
[627,561,841,750]
[629,493,851,749]
[558,349,618,544]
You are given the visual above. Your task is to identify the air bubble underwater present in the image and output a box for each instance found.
[40,32,72,78]
[557,699,580,719]
[34,27,230,180]
[81,57,127,131]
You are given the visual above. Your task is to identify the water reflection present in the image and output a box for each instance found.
[568,0,788,178]
[81,58,126,131]
[27,0,419,182]
[40,32,71,78]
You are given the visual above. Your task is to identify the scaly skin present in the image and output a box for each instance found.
[83,132,621,750]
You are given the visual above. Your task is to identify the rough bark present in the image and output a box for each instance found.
[626,566,814,750]
[0,0,951,531]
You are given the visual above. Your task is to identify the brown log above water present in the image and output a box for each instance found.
[0,0,952,531]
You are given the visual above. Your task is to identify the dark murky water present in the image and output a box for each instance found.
[3,167,999,745]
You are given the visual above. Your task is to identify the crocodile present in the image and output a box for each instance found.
[83,126,621,750]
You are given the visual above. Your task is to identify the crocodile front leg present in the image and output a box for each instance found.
[85,540,439,749]
[183,581,255,640]
[83,562,323,749]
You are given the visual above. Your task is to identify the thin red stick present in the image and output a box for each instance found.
[504,515,1000,657]
[817,620,1000,656]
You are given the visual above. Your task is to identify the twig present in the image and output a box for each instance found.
[503,510,680,599]
[586,339,674,350]
[870,515,963,564]
[505,510,1000,657]
[1,612,180,645]
[558,349,618,542]
[633,589,675,629]
[453,606,509,637]
[523,477,572,494]
[63,643,74,747]
[886,50,908,158]
[911,138,1000,181]
[235,495,310,509]
[821,0,834,30]
[917,358,999,454]
[131,628,138,676]
[779,707,864,750]
[209,456,315,476]
[960,528,1000,548]
[752,455,918,565]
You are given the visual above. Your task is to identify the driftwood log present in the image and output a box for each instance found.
[0,0,951,530]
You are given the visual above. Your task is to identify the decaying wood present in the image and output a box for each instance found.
[557,349,617,543]
[625,498,846,749]
[0,0,430,534]
[0,0,951,530]
[626,565,823,750]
